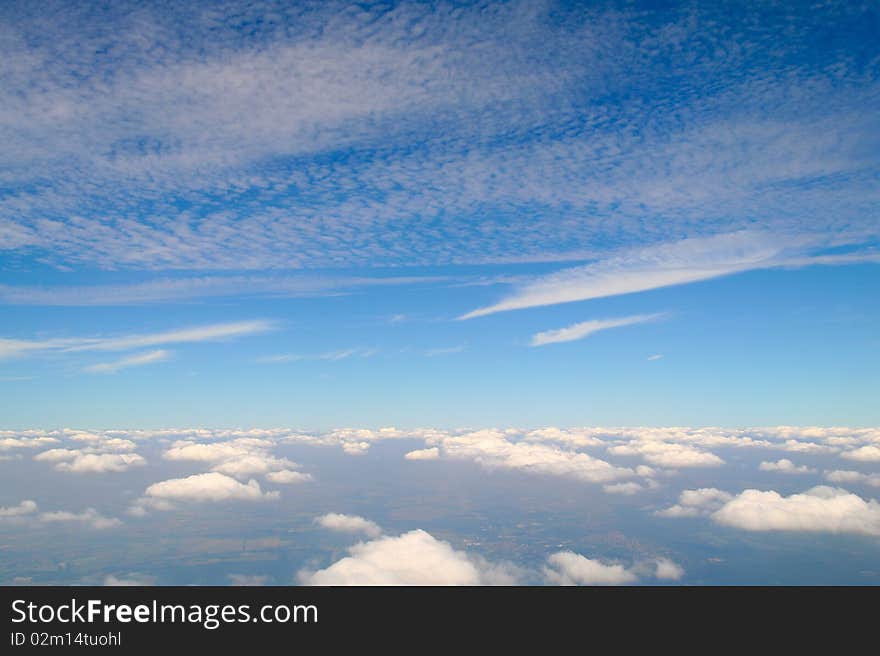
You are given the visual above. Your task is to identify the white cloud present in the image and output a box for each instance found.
[434,429,634,484]
[34,448,80,462]
[84,349,170,374]
[461,232,819,319]
[138,472,279,509]
[824,470,880,488]
[656,488,733,518]
[711,486,880,536]
[531,314,663,346]
[314,513,382,539]
[39,508,121,530]
[603,482,646,495]
[299,529,515,585]
[758,459,815,474]
[404,447,440,461]
[0,320,273,360]
[841,446,880,462]
[608,441,724,468]
[54,452,146,473]
[162,437,305,480]
[0,499,38,517]
[0,436,59,450]
[543,552,637,585]
[654,558,685,581]
[265,469,312,484]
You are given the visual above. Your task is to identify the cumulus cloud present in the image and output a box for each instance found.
[299,529,517,585]
[711,486,880,536]
[314,513,382,539]
[759,459,816,474]
[163,437,305,480]
[404,447,440,461]
[608,441,724,468]
[543,552,638,585]
[433,429,634,484]
[656,488,733,518]
[530,314,663,346]
[55,453,146,473]
[841,446,880,462]
[0,435,59,450]
[131,472,279,514]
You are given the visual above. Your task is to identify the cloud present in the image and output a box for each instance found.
[824,470,880,488]
[0,274,444,306]
[654,558,685,581]
[656,488,733,518]
[135,472,279,511]
[530,314,663,346]
[608,441,724,468]
[647,354,664,361]
[0,320,274,359]
[603,482,647,495]
[84,349,170,373]
[841,446,880,462]
[265,469,312,484]
[543,552,638,585]
[404,447,440,461]
[0,500,38,517]
[54,452,146,473]
[432,429,634,484]
[299,529,516,585]
[162,437,305,480]
[2,1,877,273]
[758,459,816,474]
[0,436,59,450]
[461,231,828,318]
[258,348,375,363]
[39,508,121,530]
[314,513,382,539]
[711,486,880,536]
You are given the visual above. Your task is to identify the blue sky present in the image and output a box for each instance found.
[1,0,878,429]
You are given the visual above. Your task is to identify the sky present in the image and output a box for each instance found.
[1,0,879,586]
[1,0,878,429]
